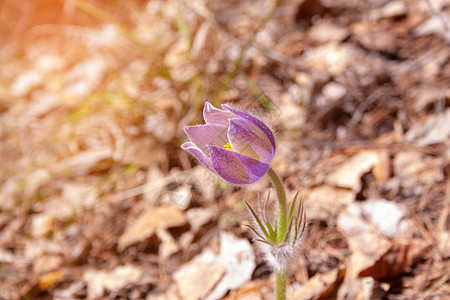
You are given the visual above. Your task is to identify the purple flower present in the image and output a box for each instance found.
[181,102,275,184]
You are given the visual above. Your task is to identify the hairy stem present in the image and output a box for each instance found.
[267,167,288,300]
[267,167,287,243]
[276,269,286,300]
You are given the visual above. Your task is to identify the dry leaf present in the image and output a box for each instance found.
[308,21,350,44]
[393,152,443,184]
[359,239,432,280]
[156,227,180,260]
[325,151,381,191]
[155,232,255,300]
[83,265,143,299]
[39,270,65,290]
[405,109,450,146]
[288,267,346,300]
[118,203,186,251]
[306,185,355,220]
[207,232,256,300]
[33,254,64,275]
[174,258,226,300]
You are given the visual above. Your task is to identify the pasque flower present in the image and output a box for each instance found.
[181,102,275,184]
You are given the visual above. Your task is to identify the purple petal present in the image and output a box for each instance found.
[203,102,236,127]
[222,104,276,154]
[208,145,269,184]
[184,124,229,152]
[181,142,214,172]
[228,118,274,163]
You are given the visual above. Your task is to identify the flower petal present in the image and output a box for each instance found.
[228,118,274,163]
[181,142,214,172]
[208,145,269,184]
[203,102,237,127]
[222,104,275,154]
[184,124,229,152]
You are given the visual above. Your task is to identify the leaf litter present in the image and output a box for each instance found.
[0,0,448,299]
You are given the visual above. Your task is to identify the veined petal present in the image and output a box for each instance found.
[203,102,236,127]
[181,142,214,172]
[222,104,275,154]
[208,145,269,184]
[228,118,274,163]
[184,124,229,153]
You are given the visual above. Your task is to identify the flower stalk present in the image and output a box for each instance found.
[267,167,287,300]
[181,102,305,300]
[267,167,287,244]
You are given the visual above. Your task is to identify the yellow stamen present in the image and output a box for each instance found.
[224,142,233,151]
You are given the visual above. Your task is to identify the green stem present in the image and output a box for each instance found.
[276,270,287,300]
[266,167,287,243]
[266,167,288,300]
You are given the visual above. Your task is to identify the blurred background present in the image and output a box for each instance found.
[0,0,449,299]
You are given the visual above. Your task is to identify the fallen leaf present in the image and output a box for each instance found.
[393,152,443,184]
[39,270,65,290]
[156,227,180,260]
[288,267,346,300]
[33,254,64,275]
[405,109,450,146]
[83,265,143,299]
[155,232,255,300]
[306,185,355,220]
[118,203,186,251]
[174,256,226,300]
[325,151,381,191]
[359,239,432,280]
[207,232,256,300]
[308,20,350,44]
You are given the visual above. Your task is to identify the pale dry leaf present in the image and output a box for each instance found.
[164,39,196,83]
[337,201,392,281]
[338,276,388,300]
[33,254,64,275]
[0,248,15,263]
[278,91,305,130]
[185,207,214,232]
[405,109,450,146]
[11,69,44,97]
[83,265,143,299]
[322,81,347,103]
[437,231,450,257]
[118,203,186,251]
[308,20,350,44]
[156,227,180,260]
[23,92,59,118]
[31,214,55,238]
[61,181,97,210]
[164,232,255,300]
[359,238,432,279]
[359,199,411,239]
[63,57,109,97]
[52,148,113,176]
[206,231,256,300]
[288,267,346,300]
[303,43,348,76]
[306,185,355,220]
[119,136,164,168]
[325,151,381,191]
[54,282,85,300]
[175,259,226,300]
[393,152,444,184]
[369,0,408,20]
[415,12,450,41]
